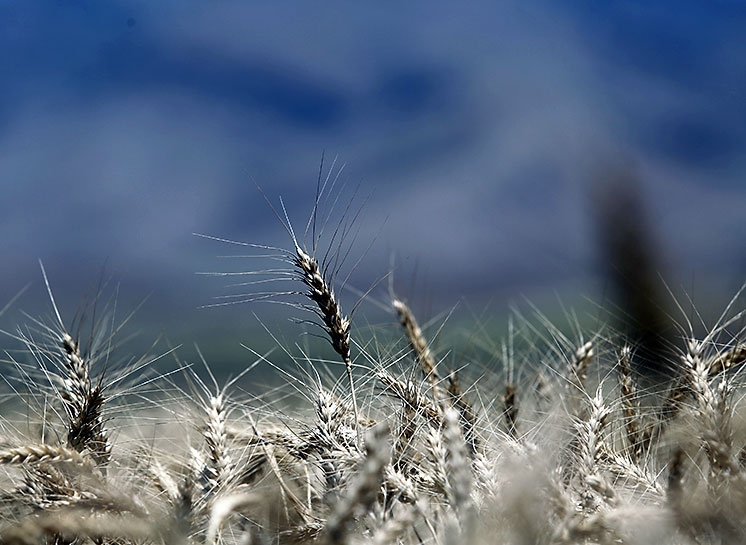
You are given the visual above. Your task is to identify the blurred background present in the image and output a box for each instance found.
[1,1,745,378]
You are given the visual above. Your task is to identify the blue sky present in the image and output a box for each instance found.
[1,1,745,364]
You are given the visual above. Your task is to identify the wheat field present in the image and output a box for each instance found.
[1,182,746,545]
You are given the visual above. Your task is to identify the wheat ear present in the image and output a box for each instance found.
[0,510,155,545]
[618,345,644,461]
[41,261,111,466]
[567,341,594,417]
[575,385,616,510]
[203,392,232,492]
[0,444,94,467]
[324,424,390,545]
[294,245,360,447]
[442,408,474,526]
[393,298,444,401]
[683,339,740,477]
[51,333,110,466]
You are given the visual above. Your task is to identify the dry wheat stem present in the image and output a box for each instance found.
[503,382,519,441]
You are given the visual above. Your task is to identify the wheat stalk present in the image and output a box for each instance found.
[502,382,519,441]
